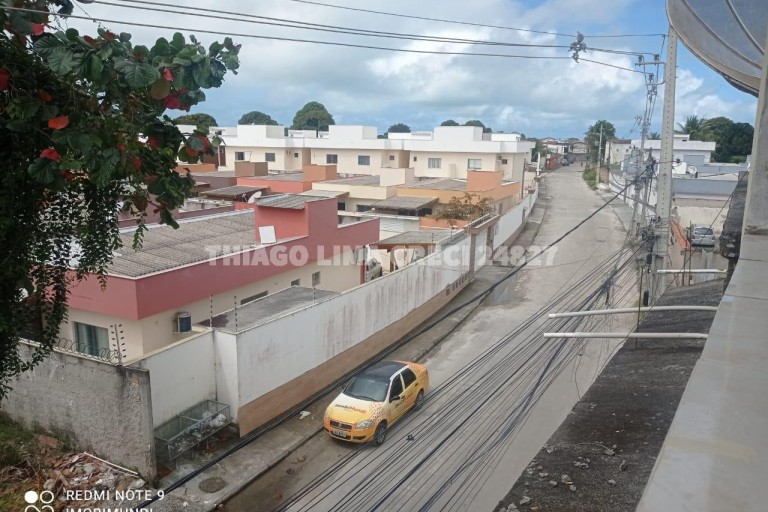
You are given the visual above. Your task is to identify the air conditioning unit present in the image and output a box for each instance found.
[174,312,192,333]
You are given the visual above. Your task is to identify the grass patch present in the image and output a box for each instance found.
[582,166,597,189]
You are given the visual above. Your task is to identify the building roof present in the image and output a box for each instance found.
[323,175,381,186]
[256,194,322,209]
[191,170,237,179]
[200,286,338,332]
[299,189,350,198]
[112,212,259,277]
[371,196,439,210]
[377,229,452,246]
[200,185,267,199]
[254,172,306,181]
[672,177,737,198]
[403,178,466,191]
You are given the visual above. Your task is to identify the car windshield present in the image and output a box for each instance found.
[344,376,388,402]
[694,227,713,235]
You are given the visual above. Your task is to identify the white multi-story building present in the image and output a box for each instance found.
[218,124,534,182]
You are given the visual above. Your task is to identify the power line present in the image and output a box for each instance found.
[0,5,573,59]
[281,0,577,38]
[93,0,656,60]
[102,0,572,50]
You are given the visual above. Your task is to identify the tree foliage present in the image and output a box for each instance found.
[173,112,217,127]
[464,119,492,133]
[585,120,616,164]
[291,101,335,131]
[387,123,410,133]
[0,1,239,398]
[435,193,493,224]
[238,110,278,125]
[440,119,460,126]
[676,115,754,162]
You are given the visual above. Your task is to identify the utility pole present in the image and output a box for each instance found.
[651,27,678,302]
[596,123,604,184]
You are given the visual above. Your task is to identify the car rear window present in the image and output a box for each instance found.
[694,227,713,235]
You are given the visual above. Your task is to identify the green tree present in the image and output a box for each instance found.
[529,138,550,160]
[173,113,218,127]
[291,101,335,131]
[649,131,661,139]
[719,121,754,162]
[238,110,278,125]
[585,120,616,164]
[435,193,493,225]
[464,119,492,133]
[676,115,707,139]
[387,123,411,133]
[440,119,460,126]
[0,1,239,398]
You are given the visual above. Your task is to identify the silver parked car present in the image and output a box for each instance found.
[688,224,716,247]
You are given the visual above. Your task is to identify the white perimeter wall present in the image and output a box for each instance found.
[133,330,216,427]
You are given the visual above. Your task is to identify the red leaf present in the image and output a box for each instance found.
[38,90,53,103]
[184,146,198,157]
[32,24,45,36]
[162,68,173,81]
[163,94,181,110]
[117,144,127,152]
[0,68,9,92]
[83,35,98,46]
[104,31,117,41]
[130,156,142,170]
[40,148,60,162]
[62,171,75,181]
[147,136,160,149]
[48,116,69,130]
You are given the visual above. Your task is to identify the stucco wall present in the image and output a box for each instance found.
[132,330,216,426]
[2,343,155,478]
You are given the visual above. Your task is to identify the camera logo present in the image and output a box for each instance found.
[24,490,54,512]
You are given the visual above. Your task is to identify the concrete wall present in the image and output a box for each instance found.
[132,330,216,427]
[2,343,155,478]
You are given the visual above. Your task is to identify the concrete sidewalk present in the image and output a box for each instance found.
[107,183,550,512]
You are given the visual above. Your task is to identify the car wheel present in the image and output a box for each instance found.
[374,423,387,446]
[414,390,425,410]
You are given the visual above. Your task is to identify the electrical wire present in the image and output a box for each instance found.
[280,0,577,38]
[95,0,573,50]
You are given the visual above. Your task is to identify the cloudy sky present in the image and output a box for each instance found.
[65,0,758,138]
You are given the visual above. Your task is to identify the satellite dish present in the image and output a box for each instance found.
[247,191,263,204]
[668,0,766,96]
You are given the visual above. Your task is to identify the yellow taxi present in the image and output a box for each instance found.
[323,360,429,445]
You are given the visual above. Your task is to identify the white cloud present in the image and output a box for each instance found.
[61,0,756,137]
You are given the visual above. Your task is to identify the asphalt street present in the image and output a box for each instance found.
[224,168,637,512]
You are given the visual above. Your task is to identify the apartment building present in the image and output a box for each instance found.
[217,124,534,181]
[607,134,717,172]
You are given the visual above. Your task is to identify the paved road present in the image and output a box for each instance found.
[225,168,635,512]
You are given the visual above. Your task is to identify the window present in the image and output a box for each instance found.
[389,155,395,161]
[401,368,417,388]
[235,151,245,161]
[501,159,508,164]
[413,156,418,162]
[326,154,338,164]
[389,375,404,401]
[312,271,321,286]
[291,279,300,286]
[265,152,276,162]
[468,158,482,170]
[337,201,346,211]
[294,152,299,158]
[358,155,371,166]
[73,322,109,357]
[428,158,442,169]
[356,204,372,212]
[241,291,268,305]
